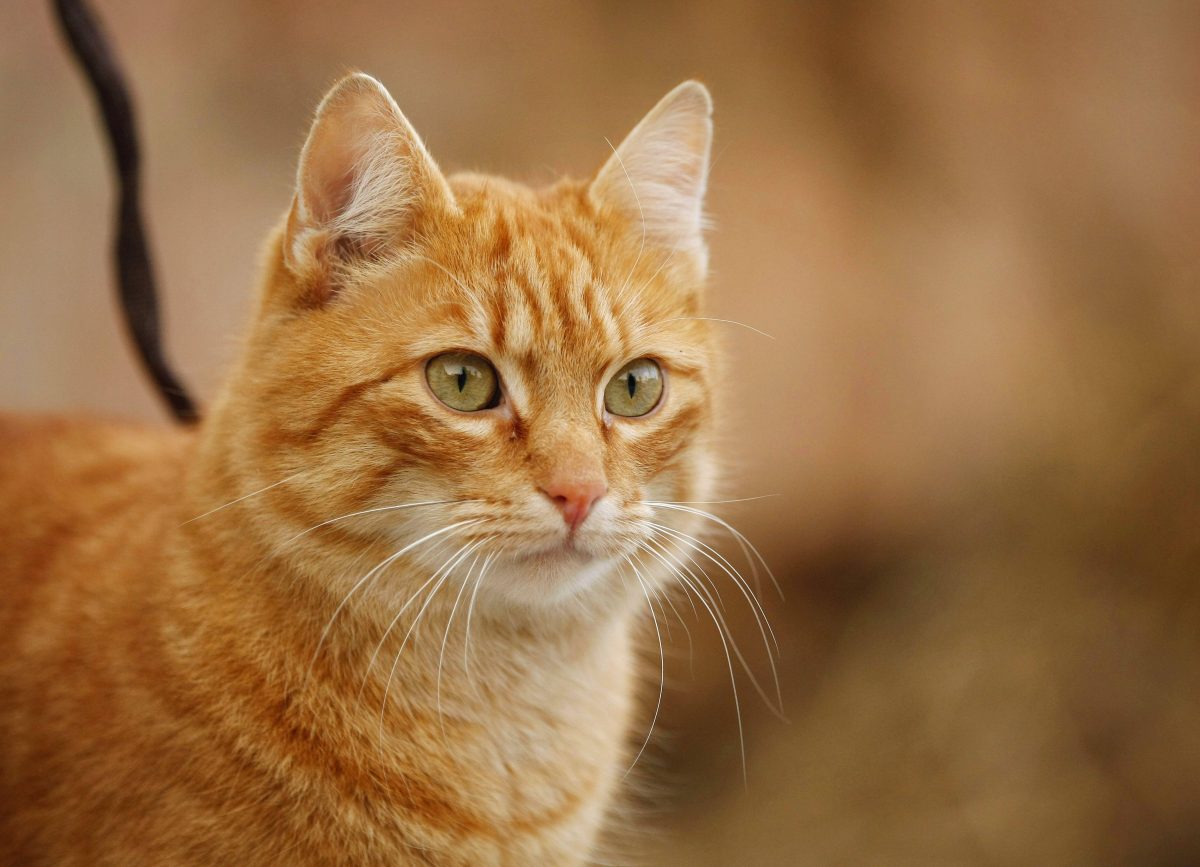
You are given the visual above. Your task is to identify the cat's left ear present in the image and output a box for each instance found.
[588,81,713,272]
[282,73,456,306]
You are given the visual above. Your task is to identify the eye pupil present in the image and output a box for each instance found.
[426,352,499,412]
[604,358,663,418]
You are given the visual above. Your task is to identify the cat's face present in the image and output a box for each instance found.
[210,75,715,615]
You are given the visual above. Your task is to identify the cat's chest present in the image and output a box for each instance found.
[287,641,633,863]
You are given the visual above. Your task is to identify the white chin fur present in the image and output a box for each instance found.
[481,552,625,610]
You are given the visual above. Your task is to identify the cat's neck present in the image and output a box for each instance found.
[169,421,639,845]
[169,499,635,725]
[157,492,635,858]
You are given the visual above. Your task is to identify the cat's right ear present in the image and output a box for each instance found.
[281,73,456,307]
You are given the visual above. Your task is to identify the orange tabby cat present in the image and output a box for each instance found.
[0,74,715,865]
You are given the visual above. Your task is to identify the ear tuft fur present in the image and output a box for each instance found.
[283,73,455,306]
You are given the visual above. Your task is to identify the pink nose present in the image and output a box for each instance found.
[540,478,607,531]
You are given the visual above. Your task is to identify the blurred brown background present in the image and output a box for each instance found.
[4,1,1200,864]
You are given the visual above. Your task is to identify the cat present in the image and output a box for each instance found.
[0,73,716,865]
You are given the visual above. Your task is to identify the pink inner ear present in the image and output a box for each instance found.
[589,81,712,259]
[302,107,374,227]
[312,161,359,226]
[294,76,397,233]
[290,78,458,269]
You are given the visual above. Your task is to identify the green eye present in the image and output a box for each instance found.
[426,352,500,412]
[604,358,664,417]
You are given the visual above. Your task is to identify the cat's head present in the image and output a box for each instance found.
[201,74,716,616]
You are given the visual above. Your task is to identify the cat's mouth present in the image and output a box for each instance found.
[515,541,594,565]
[509,530,637,578]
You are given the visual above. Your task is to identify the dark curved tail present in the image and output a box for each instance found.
[52,0,199,425]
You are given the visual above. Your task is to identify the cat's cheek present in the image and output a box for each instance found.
[640,449,712,507]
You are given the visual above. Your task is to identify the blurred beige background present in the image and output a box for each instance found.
[4,1,1200,864]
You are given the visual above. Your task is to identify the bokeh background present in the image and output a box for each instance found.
[4,1,1200,864]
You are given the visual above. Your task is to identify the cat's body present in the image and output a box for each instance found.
[0,75,716,864]
[0,416,631,864]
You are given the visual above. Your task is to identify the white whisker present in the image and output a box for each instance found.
[642,494,780,506]
[647,521,780,659]
[284,499,469,545]
[643,501,782,599]
[642,531,785,721]
[651,316,775,340]
[604,135,646,310]
[624,243,681,308]
[409,253,480,297]
[179,472,303,525]
[463,548,499,687]
[637,543,747,786]
[623,554,665,779]
[378,539,483,738]
[360,537,482,700]
[304,519,481,686]
[436,538,493,734]
[657,583,694,672]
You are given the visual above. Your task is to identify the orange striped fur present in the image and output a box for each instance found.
[0,74,716,864]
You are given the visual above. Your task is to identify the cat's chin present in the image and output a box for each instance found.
[514,545,594,568]
[484,545,626,609]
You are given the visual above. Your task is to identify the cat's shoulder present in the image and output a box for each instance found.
[0,411,189,458]
[0,412,194,495]
[0,413,194,586]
